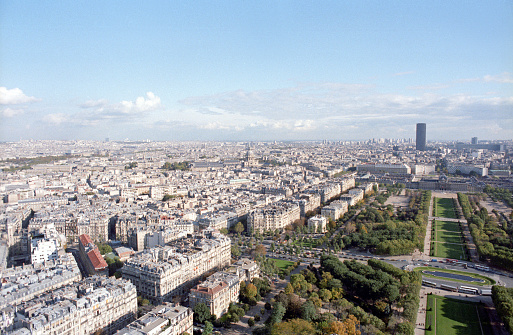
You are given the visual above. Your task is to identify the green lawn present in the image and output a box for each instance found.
[434,220,460,232]
[425,295,491,335]
[269,258,295,270]
[434,241,465,259]
[434,198,458,219]
[436,230,463,244]
[291,240,317,248]
[432,220,466,259]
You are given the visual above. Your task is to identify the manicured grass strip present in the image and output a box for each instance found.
[434,242,465,259]
[436,230,463,244]
[425,295,492,335]
[414,267,495,285]
[432,220,467,259]
[434,220,460,232]
[269,258,295,270]
[434,198,458,219]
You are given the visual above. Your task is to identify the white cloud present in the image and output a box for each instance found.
[43,113,68,125]
[1,108,23,117]
[119,92,161,114]
[80,99,108,108]
[74,92,163,124]
[483,72,513,84]
[458,72,513,84]
[0,87,39,105]
[393,71,415,76]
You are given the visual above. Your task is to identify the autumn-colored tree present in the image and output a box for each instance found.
[318,288,332,302]
[324,315,360,335]
[284,282,294,295]
[271,318,315,335]
[254,244,266,257]
[245,283,258,299]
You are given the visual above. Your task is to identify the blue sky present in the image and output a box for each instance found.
[1,1,512,141]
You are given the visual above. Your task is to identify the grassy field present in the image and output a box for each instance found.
[436,230,464,244]
[434,220,460,232]
[434,198,458,219]
[270,258,295,270]
[291,240,316,248]
[432,220,466,259]
[434,242,465,259]
[425,295,491,335]
[414,267,495,285]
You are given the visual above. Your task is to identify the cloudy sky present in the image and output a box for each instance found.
[1,1,512,141]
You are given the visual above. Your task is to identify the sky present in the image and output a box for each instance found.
[1,1,512,142]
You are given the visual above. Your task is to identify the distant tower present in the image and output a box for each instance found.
[416,123,426,151]
[471,137,478,145]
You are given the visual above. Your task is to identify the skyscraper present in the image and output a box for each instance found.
[471,137,478,145]
[416,123,426,151]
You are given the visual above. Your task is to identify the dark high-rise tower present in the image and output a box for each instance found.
[416,123,426,151]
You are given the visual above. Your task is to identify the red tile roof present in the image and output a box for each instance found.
[87,249,108,271]
[79,234,93,247]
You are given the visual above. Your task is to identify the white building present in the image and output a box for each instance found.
[320,200,348,221]
[30,233,59,265]
[116,303,193,335]
[308,215,327,233]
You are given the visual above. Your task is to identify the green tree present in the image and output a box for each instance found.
[203,321,213,335]
[97,243,112,255]
[235,222,245,236]
[231,244,241,258]
[193,303,211,324]
[300,300,318,321]
[267,302,286,326]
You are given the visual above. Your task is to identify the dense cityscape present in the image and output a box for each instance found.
[2,1,512,334]
[0,129,512,335]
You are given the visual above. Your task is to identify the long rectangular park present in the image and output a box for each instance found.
[431,220,466,259]
[433,197,458,219]
[431,197,467,260]
[425,295,491,335]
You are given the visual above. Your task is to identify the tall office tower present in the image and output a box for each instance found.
[471,137,478,145]
[416,123,426,151]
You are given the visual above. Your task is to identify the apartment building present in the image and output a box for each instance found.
[121,231,231,304]
[0,253,81,309]
[78,234,109,276]
[116,303,193,335]
[189,271,240,318]
[308,215,327,233]
[320,200,348,221]
[5,276,137,335]
[357,163,411,175]
[247,202,300,233]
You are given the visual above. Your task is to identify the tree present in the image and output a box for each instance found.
[300,300,318,322]
[284,283,294,295]
[193,303,211,324]
[319,288,332,302]
[235,222,245,236]
[271,318,315,335]
[231,244,241,258]
[254,244,266,258]
[97,243,112,255]
[245,283,258,299]
[324,315,360,335]
[267,302,286,326]
[203,321,213,335]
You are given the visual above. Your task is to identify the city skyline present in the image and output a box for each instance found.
[1,1,512,141]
